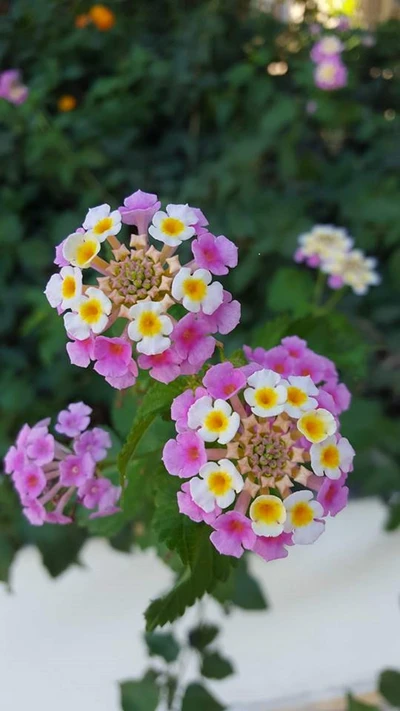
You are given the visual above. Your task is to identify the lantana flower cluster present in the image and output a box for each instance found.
[0,70,28,105]
[45,190,239,388]
[310,35,347,91]
[163,336,354,562]
[294,224,380,295]
[4,403,120,526]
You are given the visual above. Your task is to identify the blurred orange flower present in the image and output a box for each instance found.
[75,13,90,29]
[89,5,116,31]
[57,95,77,112]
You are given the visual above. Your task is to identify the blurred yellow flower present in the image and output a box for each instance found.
[89,5,116,31]
[58,95,77,112]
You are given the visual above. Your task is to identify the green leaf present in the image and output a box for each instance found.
[117,379,189,484]
[213,556,267,610]
[120,671,160,711]
[286,313,369,382]
[385,502,400,532]
[181,683,225,711]
[188,624,219,652]
[251,315,291,351]
[267,268,315,318]
[379,669,400,707]
[26,524,87,578]
[346,694,380,711]
[144,631,180,663]
[0,536,15,584]
[145,526,233,631]
[201,651,234,680]
[228,349,247,367]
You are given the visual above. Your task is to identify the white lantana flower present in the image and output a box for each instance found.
[63,232,101,269]
[171,267,223,315]
[284,490,325,545]
[299,225,352,261]
[249,495,287,537]
[149,204,197,247]
[45,266,82,311]
[64,287,112,340]
[187,396,240,445]
[310,435,355,480]
[83,203,122,242]
[323,249,380,295]
[297,408,337,444]
[127,301,173,355]
[318,36,344,56]
[190,459,243,512]
[244,369,287,418]
[281,375,318,419]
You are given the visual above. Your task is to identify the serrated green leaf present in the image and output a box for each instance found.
[181,683,225,711]
[379,669,400,707]
[201,651,234,680]
[145,631,180,663]
[188,624,219,651]
[117,379,189,484]
[213,556,268,611]
[145,527,233,631]
[120,671,160,711]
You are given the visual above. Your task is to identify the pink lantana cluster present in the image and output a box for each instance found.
[0,70,29,105]
[45,190,239,389]
[294,224,380,295]
[3,403,120,526]
[163,336,354,562]
[310,35,347,91]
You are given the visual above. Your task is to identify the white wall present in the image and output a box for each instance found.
[1,498,399,711]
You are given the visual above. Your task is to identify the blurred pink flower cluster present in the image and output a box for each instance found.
[162,336,354,562]
[45,190,240,389]
[0,70,28,105]
[310,35,347,91]
[4,403,120,526]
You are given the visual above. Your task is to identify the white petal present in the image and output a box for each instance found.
[182,295,200,313]
[159,315,173,336]
[193,269,212,285]
[202,281,223,315]
[152,211,168,228]
[187,396,213,429]
[252,403,285,418]
[198,426,218,443]
[127,321,141,342]
[252,521,284,538]
[218,412,240,444]
[216,490,236,509]
[64,312,90,340]
[45,274,62,308]
[199,462,217,480]
[190,478,215,513]
[136,335,171,356]
[293,520,325,545]
[83,204,110,230]
[284,490,314,510]
[214,400,232,416]
[243,387,256,406]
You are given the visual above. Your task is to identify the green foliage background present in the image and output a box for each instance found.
[0,0,399,586]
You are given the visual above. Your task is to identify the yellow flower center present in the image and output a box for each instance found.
[76,240,98,267]
[321,444,340,468]
[204,410,229,433]
[207,471,232,496]
[287,386,307,407]
[319,64,336,82]
[254,387,278,409]
[79,298,103,324]
[291,501,314,527]
[61,275,77,299]
[137,311,162,337]
[251,497,285,525]
[182,277,207,302]
[93,217,113,235]
[300,413,325,442]
[161,217,185,237]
